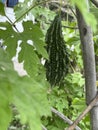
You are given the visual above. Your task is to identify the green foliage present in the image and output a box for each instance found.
[31,6,56,30]
[43,116,67,130]
[0,49,50,130]
[18,21,48,77]
[0,0,95,130]
[14,0,97,32]
[90,7,98,33]
[0,3,51,130]
[0,22,19,57]
[43,72,86,130]
[90,7,98,19]
[14,0,34,21]
[71,0,97,32]
[94,35,98,55]
[21,21,48,59]
[62,22,83,69]
[14,0,56,35]
[0,2,5,15]
[31,6,55,22]
[0,21,48,77]
[48,87,69,112]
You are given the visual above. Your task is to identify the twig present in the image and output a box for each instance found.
[13,0,52,25]
[51,107,81,130]
[62,25,78,29]
[69,6,77,18]
[5,15,19,32]
[90,0,98,7]
[65,93,98,130]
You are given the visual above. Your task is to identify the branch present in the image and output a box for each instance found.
[65,93,98,130]
[90,0,98,7]
[51,107,81,130]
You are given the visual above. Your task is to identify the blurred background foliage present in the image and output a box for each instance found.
[0,0,98,130]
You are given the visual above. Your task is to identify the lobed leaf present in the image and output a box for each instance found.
[0,21,48,77]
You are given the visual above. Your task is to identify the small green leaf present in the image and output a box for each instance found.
[72,98,85,111]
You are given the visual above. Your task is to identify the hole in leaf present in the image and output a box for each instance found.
[27,40,33,46]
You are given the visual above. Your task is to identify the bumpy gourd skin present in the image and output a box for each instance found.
[45,14,69,86]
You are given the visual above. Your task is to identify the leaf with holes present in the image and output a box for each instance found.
[0,21,48,77]
[21,21,48,59]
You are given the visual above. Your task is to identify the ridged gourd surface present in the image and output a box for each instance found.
[45,14,69,86]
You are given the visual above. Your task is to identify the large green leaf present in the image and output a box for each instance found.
[18,21,48,77]
[0,21,48,59]
[0,49,50,130]
[0,21,48,77]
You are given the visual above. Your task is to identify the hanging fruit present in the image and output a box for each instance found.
[45,14,69,86]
